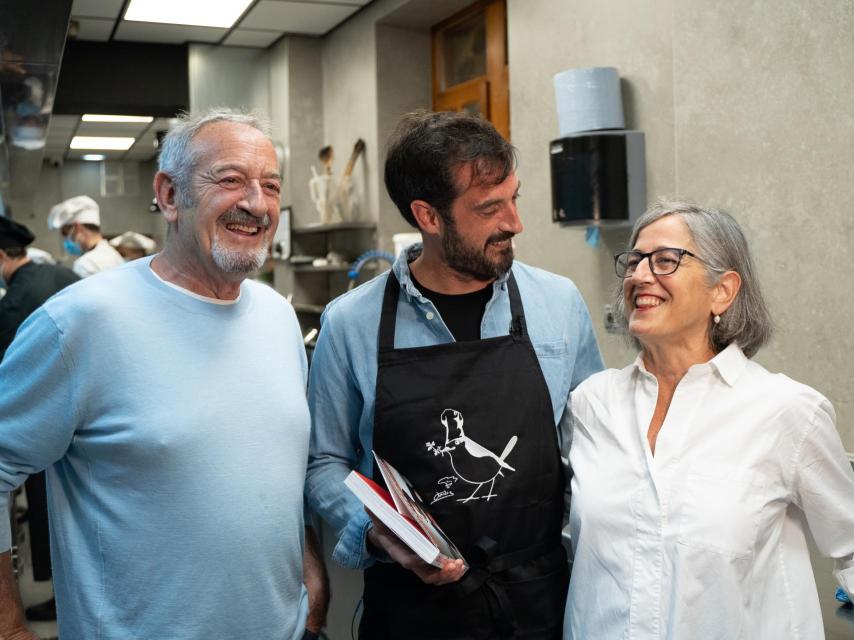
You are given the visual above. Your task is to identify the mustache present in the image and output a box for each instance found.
[486,231,515,245]
[220,208,272,229]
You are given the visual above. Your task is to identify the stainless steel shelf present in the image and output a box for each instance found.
[292,264,352,273]
[291,221,376,235]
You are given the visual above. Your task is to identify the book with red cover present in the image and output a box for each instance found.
[344,453,464,568]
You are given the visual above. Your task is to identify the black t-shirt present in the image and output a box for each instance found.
[409,272,493,342]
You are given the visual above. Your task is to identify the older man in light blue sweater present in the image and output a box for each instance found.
[0,109,326,640]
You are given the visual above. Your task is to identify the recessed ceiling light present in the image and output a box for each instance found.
[71,137,136,151]
[81,154,106,161]
[82,114,154,123]
[124,0,253,29]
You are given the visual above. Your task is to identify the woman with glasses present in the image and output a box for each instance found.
[563,199,854,639]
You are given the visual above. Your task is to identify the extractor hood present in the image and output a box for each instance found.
[0,0,72,214]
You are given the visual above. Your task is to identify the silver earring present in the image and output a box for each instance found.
[713,314,721,325]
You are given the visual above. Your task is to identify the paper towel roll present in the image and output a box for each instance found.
[553,67,624,136]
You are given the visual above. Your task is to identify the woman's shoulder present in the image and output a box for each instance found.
[745,359,829,402]
[743,359,835,424]
[571,365,635,422]
[574,362,636,395]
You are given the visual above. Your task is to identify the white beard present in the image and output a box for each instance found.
[210,234,267,273]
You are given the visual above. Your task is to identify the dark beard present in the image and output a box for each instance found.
[441,225,514,281]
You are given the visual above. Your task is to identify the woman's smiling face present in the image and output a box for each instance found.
[623,214,717,350]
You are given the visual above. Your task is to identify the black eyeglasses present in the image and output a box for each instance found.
[613,247,700,278]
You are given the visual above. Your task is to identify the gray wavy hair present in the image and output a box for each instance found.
[616,198,772,358]
[157,107,273,209]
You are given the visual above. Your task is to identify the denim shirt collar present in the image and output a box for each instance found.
[391,242,512,304]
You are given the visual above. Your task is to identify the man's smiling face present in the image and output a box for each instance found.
[176,121,281,280]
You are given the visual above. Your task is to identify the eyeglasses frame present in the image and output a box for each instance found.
[613,247,702,279]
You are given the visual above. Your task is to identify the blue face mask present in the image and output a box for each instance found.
[63,237,83,256]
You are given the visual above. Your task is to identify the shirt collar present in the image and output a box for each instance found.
[708,342,748,386]
[631,341,748,387]
[391,242,512,302]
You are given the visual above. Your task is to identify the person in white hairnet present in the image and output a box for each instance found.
[109,231,157,262]
[47,195,123,277]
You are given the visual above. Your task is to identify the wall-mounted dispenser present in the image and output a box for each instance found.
[550,130,645,225]
[550,67,646,226]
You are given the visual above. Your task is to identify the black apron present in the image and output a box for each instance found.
[361,271,568,640]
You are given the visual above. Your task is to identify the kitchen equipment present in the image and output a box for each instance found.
[318,145,333,175]
[309,165,336,224]
[334,138,365,221]
[549,130,645,226]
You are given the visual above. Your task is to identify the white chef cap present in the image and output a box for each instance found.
[47,195,100,230]
[109,231,156,254]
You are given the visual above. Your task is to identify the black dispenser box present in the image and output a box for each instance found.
[549,130,645,226]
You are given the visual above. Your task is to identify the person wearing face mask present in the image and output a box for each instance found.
[0,216,78,625]
[46,195,124,278]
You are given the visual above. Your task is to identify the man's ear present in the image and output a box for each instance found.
[410,200,440,235]
[153,172,179,223]
[712,270,742,316]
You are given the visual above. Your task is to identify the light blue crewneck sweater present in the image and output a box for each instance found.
[0,257,310,640]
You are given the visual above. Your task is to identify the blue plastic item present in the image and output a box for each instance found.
[837,586,852,604]
[348,250,395,280]
[585,225,600,248]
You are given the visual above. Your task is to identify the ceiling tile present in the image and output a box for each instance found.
[114,20,227,44]
[151,117,177,131]
[45,132,75,148]
[223,29,283,48]
[124,148,158,161]
[47,115,81,134]
[71,0,125,19]
[72,17,115,42]
[239,1,359,35]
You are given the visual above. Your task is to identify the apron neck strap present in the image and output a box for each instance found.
[379,271,401,352]
[378,268,527,352]
[506,271,526,342]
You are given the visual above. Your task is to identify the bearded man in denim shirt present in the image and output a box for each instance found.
[306,110,603,640]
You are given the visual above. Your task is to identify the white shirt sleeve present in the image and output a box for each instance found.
[792,397,854,596]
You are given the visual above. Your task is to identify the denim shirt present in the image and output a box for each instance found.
[306,246,604,569]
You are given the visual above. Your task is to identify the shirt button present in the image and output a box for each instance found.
[426,312,434,320]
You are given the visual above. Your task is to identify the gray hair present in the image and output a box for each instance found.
[617,198,772,358]
[157,108,273,209]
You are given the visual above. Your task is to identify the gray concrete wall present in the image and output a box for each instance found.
[268,36,326,296]
[375,23,432,252]
[507,0,854,450]
[319,3,382,228]
[188,44,271,115]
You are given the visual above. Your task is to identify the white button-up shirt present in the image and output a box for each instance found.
[564,343,854,640]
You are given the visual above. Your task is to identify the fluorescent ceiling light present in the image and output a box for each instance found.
[71,137,135,151]
[82,114,154,123]
[124,0,253,29]
[82,154,106,161]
